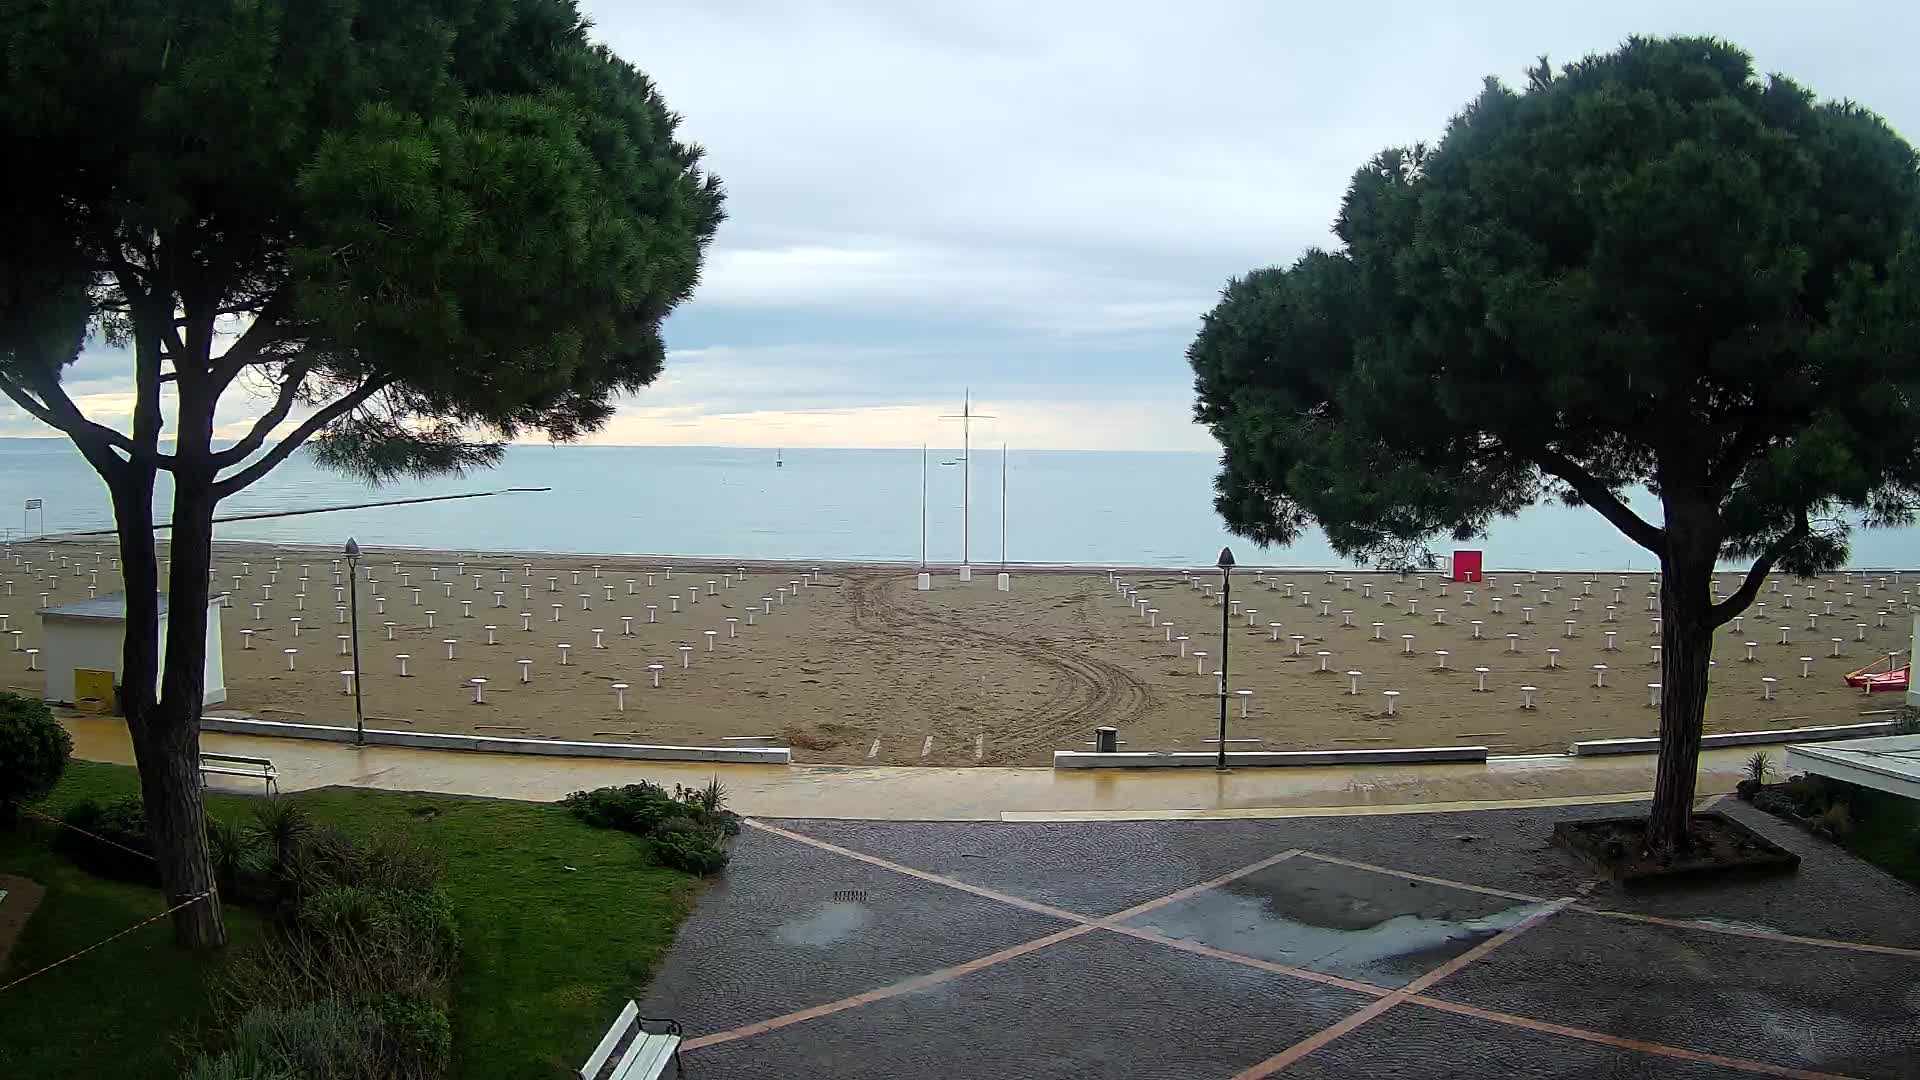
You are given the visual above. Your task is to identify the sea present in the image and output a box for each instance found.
[1,439,1914,570]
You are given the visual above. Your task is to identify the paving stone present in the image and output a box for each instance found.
[772,817,1302,915]
[1586,801,1920,950]
[1286,1002,1767,1079]
[1123,855,1556,988]
[641,827,1073,1033]
[1432,909,1920,1078]
[682,925,1378,1079]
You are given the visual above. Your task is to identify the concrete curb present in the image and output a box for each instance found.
[1569,721,1895,757]
[199,716,791,764]
[1051,745,1488,769]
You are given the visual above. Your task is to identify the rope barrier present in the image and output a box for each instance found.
[1,799,217,996]
[0,890,213,995]
[14,801,161,863]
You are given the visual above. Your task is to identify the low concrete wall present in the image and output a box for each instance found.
[1569,721,1895,757]
[199,716,791,764]
[1052,745,1488,769]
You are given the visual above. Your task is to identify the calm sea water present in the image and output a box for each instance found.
[1,439,1913,570]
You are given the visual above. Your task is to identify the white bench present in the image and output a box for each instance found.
[580,1001,683,1079]
[197,752,278,795]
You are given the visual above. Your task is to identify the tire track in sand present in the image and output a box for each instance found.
[846,572,1151,761]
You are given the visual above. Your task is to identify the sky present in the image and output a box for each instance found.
[7,0,1917,451]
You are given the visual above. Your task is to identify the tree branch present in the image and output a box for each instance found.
[0,370,168,465]
[208,358,316,468]
[1528,444,1665,553]
[1709,511,1809,628]
[209,290,293,392]
[212,377,393,499]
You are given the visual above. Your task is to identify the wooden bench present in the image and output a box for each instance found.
[580,1001,684,1079]
[197,752,278,795]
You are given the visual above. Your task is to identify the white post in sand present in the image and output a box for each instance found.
[997,572,1010,592]
[917,573,931,591]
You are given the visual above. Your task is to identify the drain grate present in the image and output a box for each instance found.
[832,889,869,903]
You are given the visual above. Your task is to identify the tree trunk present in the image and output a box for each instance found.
[1647,518,1720,852]
[149,470,227,949]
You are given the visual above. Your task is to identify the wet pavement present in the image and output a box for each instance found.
[642,801,1920,1078]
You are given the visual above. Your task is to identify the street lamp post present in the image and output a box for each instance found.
[1216,546,1234,769]
[344,537,365,745]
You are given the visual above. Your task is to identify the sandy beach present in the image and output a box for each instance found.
[2,539,1912,765]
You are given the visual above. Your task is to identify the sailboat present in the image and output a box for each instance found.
[775,448,782,468]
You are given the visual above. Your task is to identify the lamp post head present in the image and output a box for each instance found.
[1217,547,1235,571]
[344,537,360,559]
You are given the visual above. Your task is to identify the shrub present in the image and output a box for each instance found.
[283,825,446,897]
[1744,752,1773,787]
[646,817,731,876]
[566,782,738,872]
[1751,790,1799,818]
[367,992,452,1080]
[561,782,682,833]
[209,816,269,899]
[0,691,72,824]
[676,778,742,835]
[1893,706,1920,737]
[225,887,458,1010]
[251,798,313,876]
[186,999,382,1080]
[57,795,157,882]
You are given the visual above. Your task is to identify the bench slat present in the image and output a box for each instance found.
[580,1000,640,1080]
[201,753,275,767]
[612,1033,679,1080]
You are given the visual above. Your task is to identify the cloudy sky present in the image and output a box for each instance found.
[9,0,1915,450]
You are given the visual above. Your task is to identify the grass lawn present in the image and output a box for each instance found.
[0,761,699,1079]
[1841,787,1920,887]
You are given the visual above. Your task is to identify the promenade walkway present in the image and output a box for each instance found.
[65,714,1757,821]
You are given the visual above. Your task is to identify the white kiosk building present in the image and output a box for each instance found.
[38,592,227,707]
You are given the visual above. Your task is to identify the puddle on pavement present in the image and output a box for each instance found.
[1132,880,1554,988]
[771,901,874,947]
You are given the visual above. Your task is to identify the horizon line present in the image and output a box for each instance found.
[0,434,1219,455]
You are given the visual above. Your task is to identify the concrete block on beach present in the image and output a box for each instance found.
[200,715,792,764]
[1052,745,1488,769]
[1569,720,1894,756]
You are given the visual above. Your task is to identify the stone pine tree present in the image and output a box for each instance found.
[1190,37,1920,853]
[0,0,724,947]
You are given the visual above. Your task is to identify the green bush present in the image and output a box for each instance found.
[561,782,682,833]
[251,798,313,877]
[56,795,157,882]
[367,992,452,1080]
[0,691,72,823]
[228,885,460,1008]
[565,781,739,872]
[646,817,730,876]
[209,816,270,899]
[185,999,382,1080]
[1751,790,1800,818]
[282,825,446,896]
